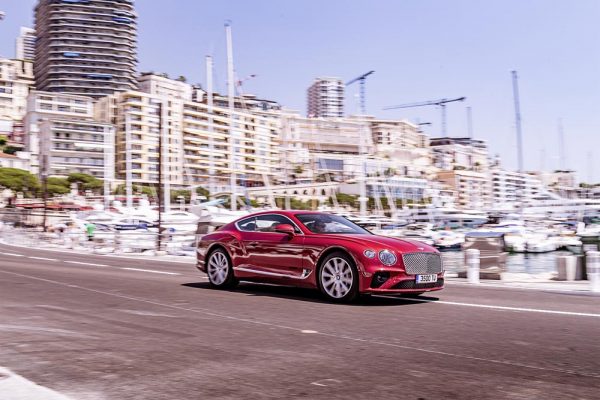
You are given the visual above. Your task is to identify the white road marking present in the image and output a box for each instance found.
[27,256,58,262]
[311,379,341,387]
[64,261,108,267]
[301,330,318,334]
[0,366,74,399]
[2,269,600,380]
[120,268,180,275]
[375,295,600,318]
[2,252,24,257]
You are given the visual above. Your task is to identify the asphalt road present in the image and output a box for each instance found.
[0,243,599,400]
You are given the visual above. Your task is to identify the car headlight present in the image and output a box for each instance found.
[363,249,376,259]
[378,250,397,266]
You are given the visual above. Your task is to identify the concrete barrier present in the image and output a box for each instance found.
[466,249,480,284]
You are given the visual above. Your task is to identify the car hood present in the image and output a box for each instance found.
[313,233,437,253]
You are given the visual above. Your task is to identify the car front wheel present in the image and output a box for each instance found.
[207,249,237,289]
[318,252,359,302]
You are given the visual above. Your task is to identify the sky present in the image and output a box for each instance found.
[1,0,599,182]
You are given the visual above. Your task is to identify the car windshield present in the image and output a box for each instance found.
[296,214,371,234]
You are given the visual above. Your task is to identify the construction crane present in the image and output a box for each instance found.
[383,96,466,137]
[346,70,374,115]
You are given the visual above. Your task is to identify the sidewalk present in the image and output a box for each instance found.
[445,273,596,294]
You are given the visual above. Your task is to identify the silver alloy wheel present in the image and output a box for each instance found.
[321,257,354,299]
[208,251,229,285]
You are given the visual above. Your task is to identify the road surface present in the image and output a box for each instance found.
[0,242,599,399]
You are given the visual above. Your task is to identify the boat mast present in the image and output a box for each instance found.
[359,122,368,216]
[104,124,114,210]
[161,99,170,212]
[206,55,215,196]
[125,112,133,209]
[226,21,237,211]
[157,101,163,251]
[511,71,524,173]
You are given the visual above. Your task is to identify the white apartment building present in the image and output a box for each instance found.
[0,152,30,171]
[489,168,545,210]
[351,116,432,178]
[95,87,281,191]
[24,90,98,174]
[96,91,185,186]
[16,27,35,61]
[340,176,429,203]
[0,58,34,122]
[194,90,282,112]
[182,102,281,188]
[38,119,114,179]
[430,137,489,172]
[307,77,344,118]
[436,169,491,209]
[138,73,193,101]
[280,112,373,181]
[534,170,577,189]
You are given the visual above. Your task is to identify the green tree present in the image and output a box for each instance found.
[195,186,210,198]
[67,173,103,192]
[46,177,70,196]
[2,146,20,155]
[114,184,156,198]
[171,189,191,203]
[0,136,7,146]
[0,168,40,197]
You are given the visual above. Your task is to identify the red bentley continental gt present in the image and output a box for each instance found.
[196,211,444,302]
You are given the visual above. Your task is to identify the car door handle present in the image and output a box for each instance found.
[247,241,259,246]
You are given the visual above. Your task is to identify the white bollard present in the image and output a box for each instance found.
[466,249,480,284]
[557,255,577,281]
[587,251,600,293]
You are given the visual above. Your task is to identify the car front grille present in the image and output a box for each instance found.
[402,252,443,275]
[392,278,444,290]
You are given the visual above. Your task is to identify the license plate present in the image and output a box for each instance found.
[416,274,438,283]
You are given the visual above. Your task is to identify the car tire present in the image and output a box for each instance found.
[206,248,238,289]
[318,251,359,303]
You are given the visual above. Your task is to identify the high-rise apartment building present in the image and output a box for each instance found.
[16,27,36,61]
[307,77,344,118]
[34,0,138,98]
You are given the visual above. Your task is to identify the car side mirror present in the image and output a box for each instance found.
[274,224,295,236]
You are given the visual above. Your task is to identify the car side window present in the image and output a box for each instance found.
[237,217,256,232]
[255,215,301,233]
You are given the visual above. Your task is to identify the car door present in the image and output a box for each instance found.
[243,214,305,278]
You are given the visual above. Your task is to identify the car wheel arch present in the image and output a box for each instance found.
[206,243,233,266]
[316,246,362,273]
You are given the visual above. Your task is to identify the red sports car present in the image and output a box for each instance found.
[196,211,444,302]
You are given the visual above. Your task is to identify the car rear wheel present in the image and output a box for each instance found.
[318,252,358,302]
[207,249,237,289]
